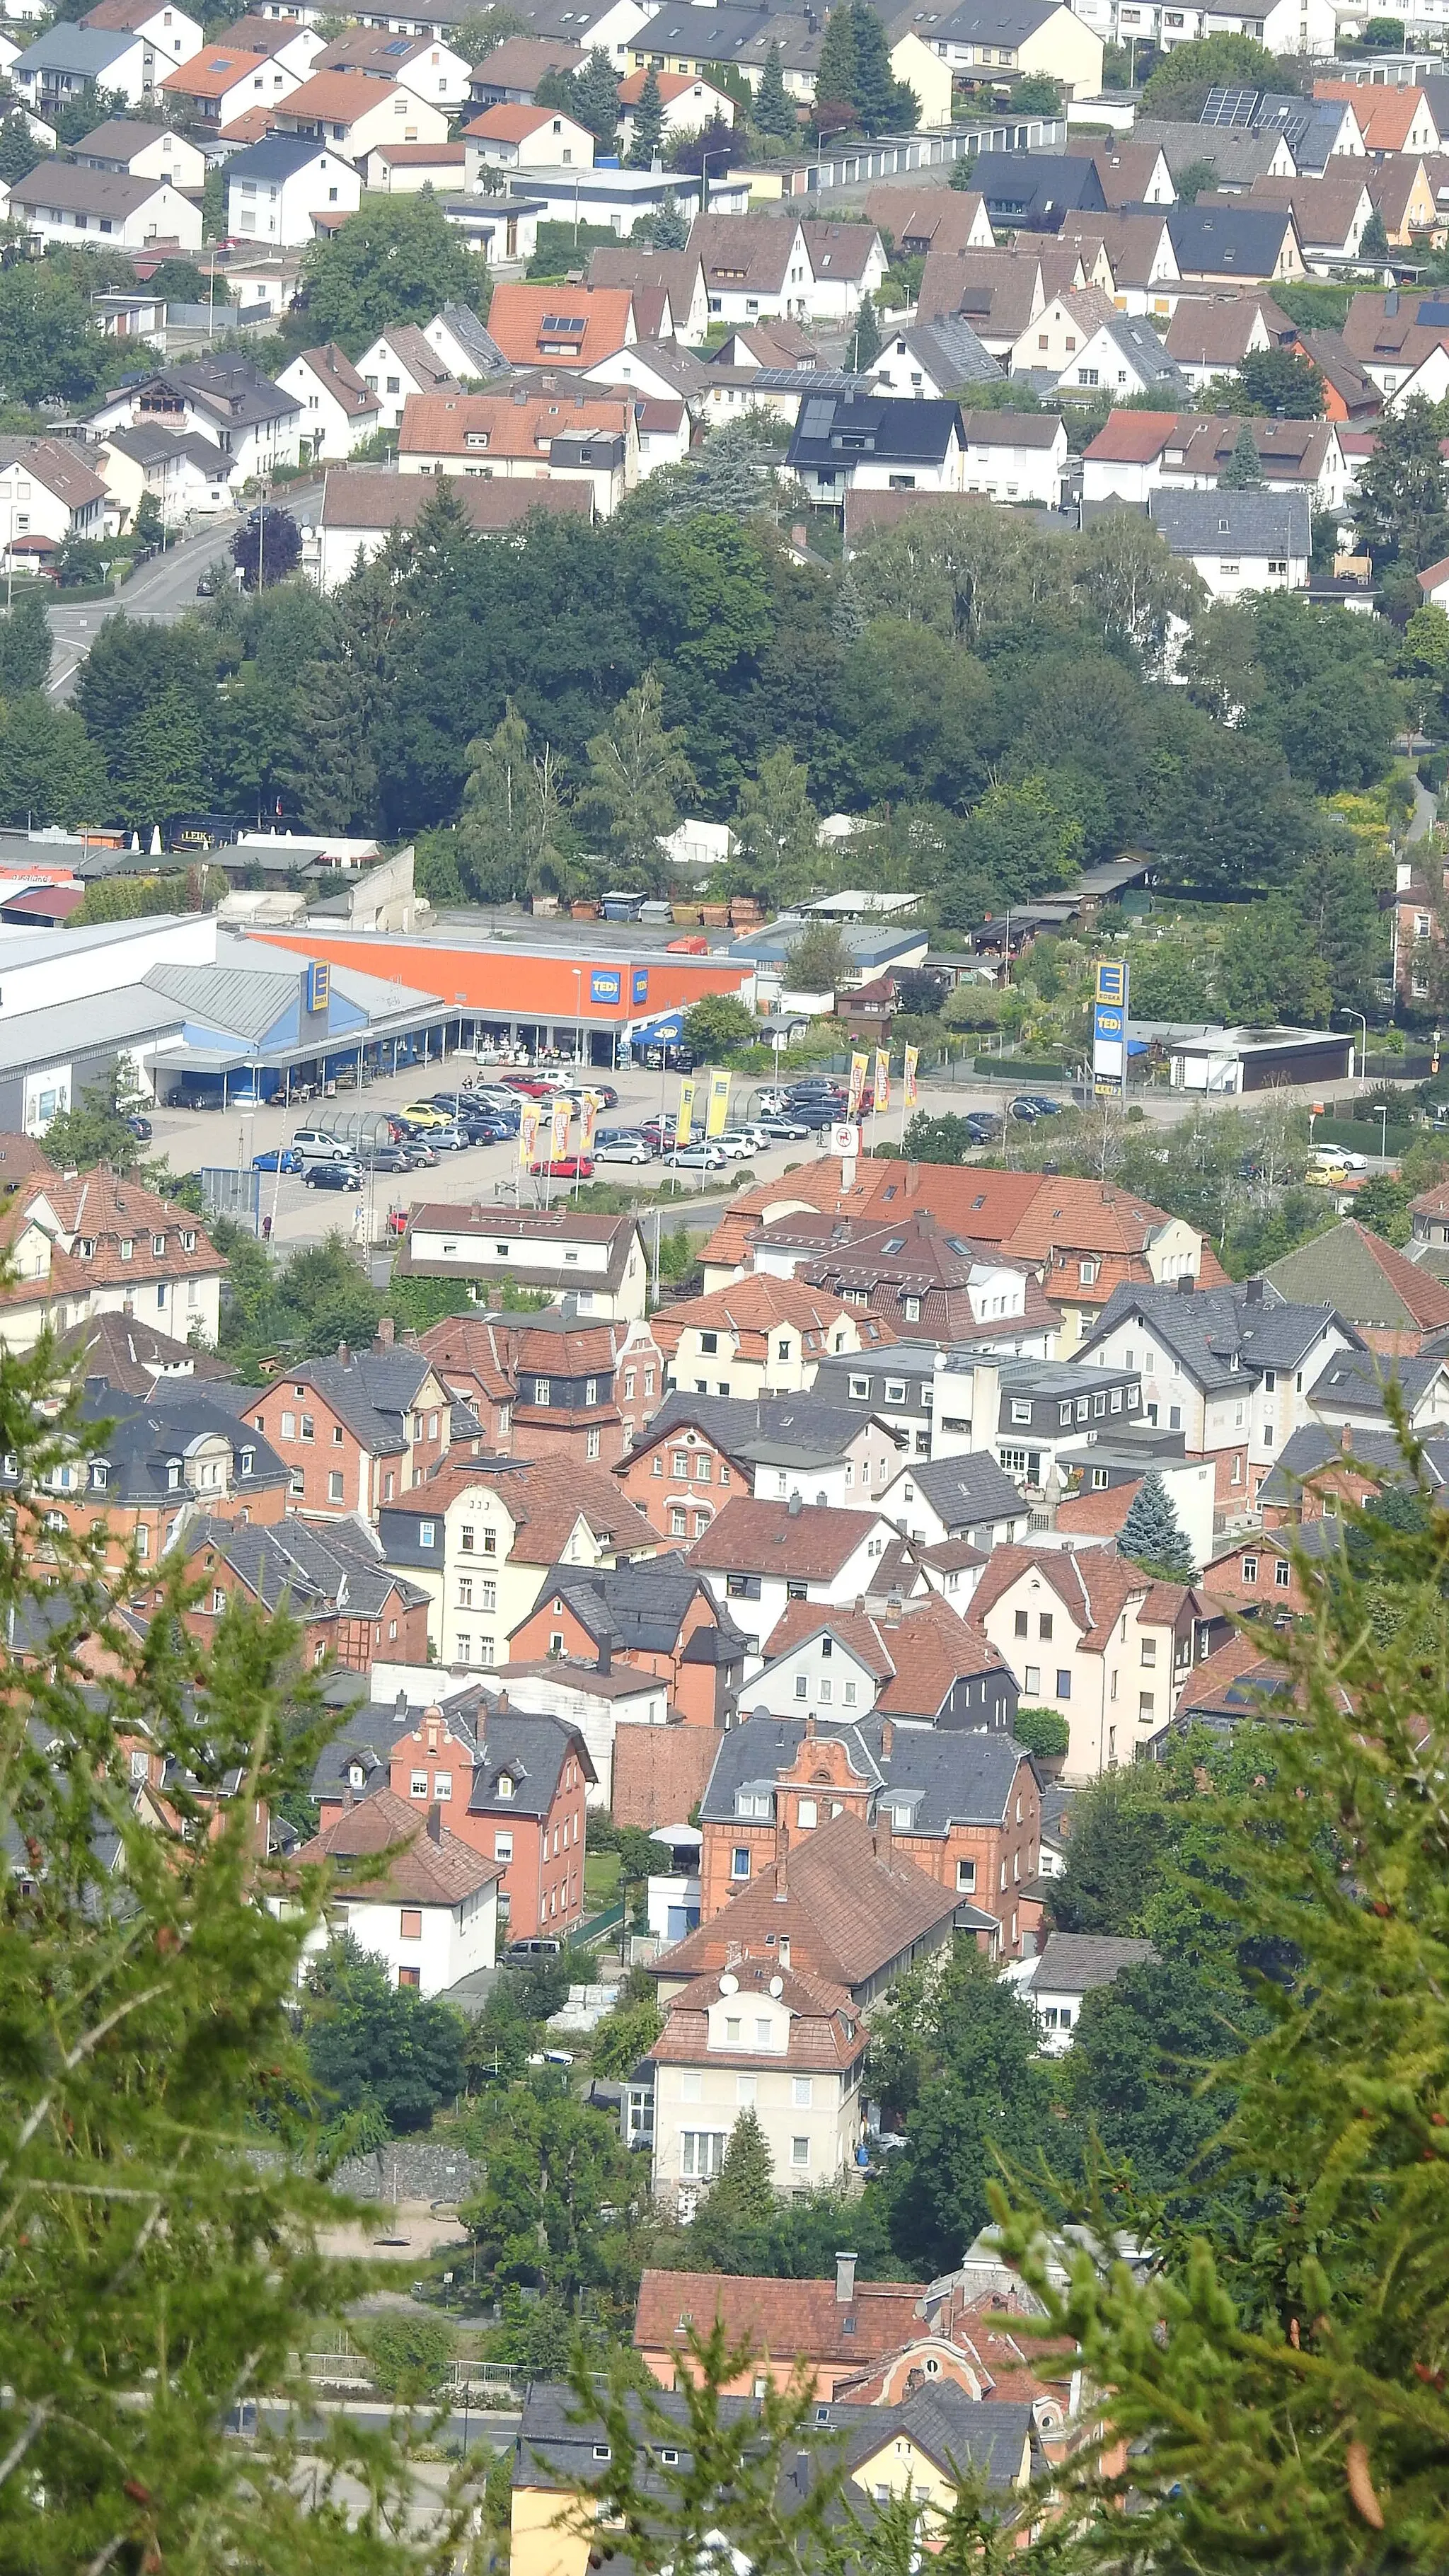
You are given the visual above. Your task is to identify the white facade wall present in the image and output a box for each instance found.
[16,175,200,248]
[698,1519,899,1653]
[226,148,361,248]
[298,1882,497,1996]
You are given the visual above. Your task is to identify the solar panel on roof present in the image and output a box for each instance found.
[1199,85,1261,126]
[801,397,834,436]
[1418,300,1449,325]
[383,36,410,50]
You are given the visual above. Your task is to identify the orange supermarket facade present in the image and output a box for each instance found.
[255,930,755,1066]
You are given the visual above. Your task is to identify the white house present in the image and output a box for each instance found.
[13,23,158,109]
[279,343,381,458]
[1005,1930,1157,2050]
[289,1786,502,1997]
[968,1542,1204,1781]
[362,136,466,191]
[272,70,450,156]
[311,25,470,105]
[1068,0,1334,56]
[357,320,462,430]
[223,132,361,246]
[959,408,1069,507]
[0,439,108,573]
[617,64,734,139]
[787,391,971,504]
[420,302,507,384]
[81,0,203,67]
[797,220,889,324]
[94,422,243,527]
[90,353,303,481]
[71,114,207,187]
[686,1497,906,1656]
[1052,313,1189,405]
[159,41,301,126]
[463,99,595,168]
[647,1958,867,2214]
[1147,487,1310,598]
[7,160,200,248]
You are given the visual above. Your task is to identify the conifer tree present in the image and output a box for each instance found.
[995,1438,1449,2569]
[573,42,626,145]
[848,1,899,132]
[628,65,666,166]
[754,40,797,138]
[710,2106,777,2224]
[813,3,859,117]
[286,658,379,833]
[850,289,882,371]
[1119,1469,1196,1578]
[1219,422,1264,488]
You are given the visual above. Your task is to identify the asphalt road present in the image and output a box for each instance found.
[45,484,324,700]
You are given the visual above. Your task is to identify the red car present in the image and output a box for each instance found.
[503,1074,558,1099]
[529,1156,594,1180]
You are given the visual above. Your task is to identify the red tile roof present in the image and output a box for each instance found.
[485,281,635,371]
[294,1783,504,1902]
[635,2270,928,2365]
[652,1274,868,1361]
[652,1811,957,1990]
[687,1496,885,1581]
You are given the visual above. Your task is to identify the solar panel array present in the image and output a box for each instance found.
[1199,86,1262,127]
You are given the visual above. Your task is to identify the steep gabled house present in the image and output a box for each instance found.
[507,1552,749,1730]
[966,1543,1222,1780]
[183,1512,431,1670]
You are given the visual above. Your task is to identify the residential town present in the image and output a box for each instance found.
[2,0,1449,2558]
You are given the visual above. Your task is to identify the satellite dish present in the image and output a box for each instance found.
[769,1975,784,1997]
[719,1970,738,1995]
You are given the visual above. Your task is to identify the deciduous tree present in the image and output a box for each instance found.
[584,666,697,880]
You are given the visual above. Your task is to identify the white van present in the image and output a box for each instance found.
[291,1128,352,1165]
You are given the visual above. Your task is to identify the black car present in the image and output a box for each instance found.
[793,1101,841,1130]
[304,1161,362,1191]
[125,1114,153,1141]
[965,1111,1003,1141]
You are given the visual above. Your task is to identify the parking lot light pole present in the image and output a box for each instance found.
[1336,1009,1368,1085]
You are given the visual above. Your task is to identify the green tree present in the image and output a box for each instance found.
[783,916,853,994]
[1128,940,1212,1019]
[456,3,527,62]
[949,775,1085,911]
[1218,422,1264,489]
[304,1935,466,2132]
[848,0,915,131]
[1141,29,1287,115]
[1361,204,1391,262]
[118,681,208,829]
[637,193,690,248]
[0,260,125,405]
[902,1111,982,1164]
[1235,346,1325,417]
[849,289,882,371]
[710,2106,777,2225]
[1049,1764,1180,1936]
[285,658,379,832]
[589,1992,664,2080]
[457,698,571,902]
[754,39,797,137]
[0,584,51,695]
[1352,392,1449,565]
[813,1,859,124]
[1119,1467,1197,1577]
[682,990,758,1055]
[873,1948,1054,2272]
[39,1061,151,1174]
[732,747,820,905]
[1293,838,1385,1016]
[362,2311,457,2401]
[627,64,666,165]
[995,1464,1449,2570]
[0,109,40,185]
[1362,11,1406,38]
[1173,156,1218,203]
[461,2082,640,2299]
[584,666,698,880]
[298,191,476,354]
[1010,71,1062,108]
[0,1326,429,2570]
[574,44,628,144]
[1351,1171,1415,1243]
[1218,894,1332,1024]
[1010,1705,1070,1758]
[231,506,302,590]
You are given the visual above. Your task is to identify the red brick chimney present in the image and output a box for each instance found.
[880,1718,894,1757]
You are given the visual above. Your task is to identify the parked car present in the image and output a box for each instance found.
[786,1078,845,1101]
[714,1128,764,1159]
[754,1114,811,1140]
[461,1116,514,1143]
[662,1143,727,1170]
[357,1143,410,1172]
[640,1117,677,1148]
[595,1137,653,1165]
[1010,1093,1063,1121]
[253,1146,301,1174]
[291,1128,352,1163]
[1314,1144,1369,1172]
[386,1208,410,1235]
[195,567,219,597]
[506,1936,561,1960]
[965,1111,1003,1142]
[502,1075,558,1100]
[304,1161,362,1191]
[792,1102,841,1131]
[429,1124,469,1152]
[398,1139,438,1169]
[398,1102,452,1129]
[529,1155,594,1180]
[580,1081,618,1109]
[125,1113,154,1141]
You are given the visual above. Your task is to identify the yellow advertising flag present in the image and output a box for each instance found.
[676,1076,697,1148]
[519,1101,541,1167]
[874,1048,891,1115]
[848,1051,869,1118]
[705,1067,731,1138]
[579,1090,599,1156]
[549,1097,572,1164]
[903,1044,919,1109]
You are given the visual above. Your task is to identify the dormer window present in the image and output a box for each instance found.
[181,1230,195,1251]
[89,1462,107,1489]
[496,1772,514,1798]
[77,1238,93,1259]
[152,1235,166,1257]
[166,1460,181,1489]
[349,1762,364,1788]
[240,1449,254,1476]
[120,1240,134,1260]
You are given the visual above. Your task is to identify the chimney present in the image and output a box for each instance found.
[396,1690,408,1716]
[376,1316,396,1348]
[874,1806,893,1856]
[337,1339,350,1365]
[884,1591,903,1627]
[427,1799,443,1843]
[1176,1274,1195,1297]
[496,1687,509,1713]
[880,1717,893,1757]
[1245,1276,1264,1305]
[905,1162,920,1197]
[402,1328,420,1349]
[775,1820,790,1890]
[1341,1423,1353,1454]
[597,1636,612,1675]
[835,2250,858,2305]
[804,1711,816,1740]
[787,1490,803,1516]
[794,2451,810,2495]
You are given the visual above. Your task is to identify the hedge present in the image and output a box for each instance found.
[1312,1116,1417,1159]
[972,1058,1071,1085]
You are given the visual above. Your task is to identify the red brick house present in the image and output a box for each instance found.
[241,1336,456,1523]
[183,1513,432,1671]
[420,1305,665,1465]
[507,1553,749,1730]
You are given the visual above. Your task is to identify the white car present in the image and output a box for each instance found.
[1313,1144,1369,1171]
[714,1128,763,1160]
[594,1138,653,1165]
[663,1143,728,1171]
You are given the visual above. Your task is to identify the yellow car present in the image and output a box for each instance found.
[1305,1162,1349,1188]
[399,1102,451,1129]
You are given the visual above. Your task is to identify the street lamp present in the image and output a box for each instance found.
[1336,1008,1368,1085]
[700,145,730,217]
[1377,1102,1389,1165]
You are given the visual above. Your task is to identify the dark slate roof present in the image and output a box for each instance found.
[1095,312,1190,397]
[1165,200,1297,274]
[699,1711,1029,1833]
[843,2383,1034,2490]
[467,1705,592,1816]
[521,1554,749,1659]
[1255,1420,1413,1508]
[74,1382,287,1502]
[883,313,1001,387]
[299,1346,434,1452]
[188,1513,429,1620]
[929,0,1068,40]
[1031,1931,1157,1991]
[787,391,962,471]
[1309,1347,1444,1416]
[1150,487,1311,557]
[436,299,508,376]
[893,1452,1029,1530]
[969,150,1107,226]
[224,133,337,183]
[311,1682,486,1801]
[642,1388,887,1466]
[1083,1281,1356,1392]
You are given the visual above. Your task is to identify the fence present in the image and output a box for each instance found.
[197,1165,261,1228]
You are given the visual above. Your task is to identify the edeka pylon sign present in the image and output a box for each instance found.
[1093,959,1128,1097]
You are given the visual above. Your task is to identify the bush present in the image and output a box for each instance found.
[1012,1705,1070,1758]
[364,2312,457,2399]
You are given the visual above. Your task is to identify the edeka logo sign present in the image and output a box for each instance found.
[305,959,330,1013]
[590,969,622,1005]
[632,965,650,1007]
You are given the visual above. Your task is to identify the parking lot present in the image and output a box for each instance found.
[149,1051,1040,1258]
